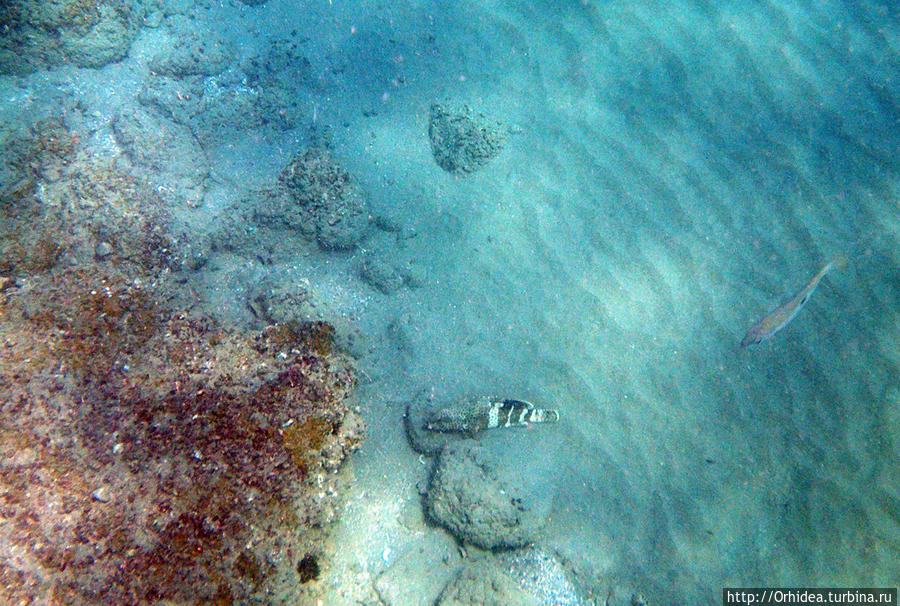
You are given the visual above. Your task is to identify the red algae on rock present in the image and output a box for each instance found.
[0,270,364,604]
[0,117,365,604]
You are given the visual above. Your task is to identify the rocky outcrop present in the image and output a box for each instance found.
[0,0,142,75]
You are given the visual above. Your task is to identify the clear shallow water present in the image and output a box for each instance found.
[328,0,900,598]
[4,0,900,603]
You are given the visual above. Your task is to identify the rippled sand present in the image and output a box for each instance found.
[323,1,900,603]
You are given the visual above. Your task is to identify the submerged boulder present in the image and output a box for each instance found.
[425,440,549,550]
[0,118,364,603]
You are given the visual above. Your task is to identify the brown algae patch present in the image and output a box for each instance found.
[0,270,364,604]
[0,122,365,602]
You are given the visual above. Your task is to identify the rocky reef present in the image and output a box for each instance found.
[0,0,143,75]
[0,117,179,275]
[0,118,364,604]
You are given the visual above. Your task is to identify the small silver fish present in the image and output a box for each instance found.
[742,254,846,347]
[424,395,559,435]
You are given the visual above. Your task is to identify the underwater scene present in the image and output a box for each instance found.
[1,0,899,604]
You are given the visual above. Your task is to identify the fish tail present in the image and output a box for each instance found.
[828,253,848,272]
[533,408,560,423]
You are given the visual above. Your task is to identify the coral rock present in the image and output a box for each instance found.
[425,440,549,550]
[428,103,506,174]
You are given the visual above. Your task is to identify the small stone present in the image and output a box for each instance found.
[92,487,111,503]
[95,241,114,259]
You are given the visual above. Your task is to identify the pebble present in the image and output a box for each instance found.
[95,241,114,259]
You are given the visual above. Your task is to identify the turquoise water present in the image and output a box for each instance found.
[3,0,899,603]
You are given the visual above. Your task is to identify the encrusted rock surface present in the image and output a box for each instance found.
[0,116,365,605]
[247,279,367,358]
[0,0,142,75]
[137,34,311,147]
[209,145,371,256]
[436,558,541,606]
[148,17,232,77]
[425,440,549,550]
[238,146,370,250]
[275,147,370,249]
[0,117,181,275]
[428,103,506,174]
[0,275,364,604]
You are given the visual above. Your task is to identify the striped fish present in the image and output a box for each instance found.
[424,395,559,435]
[741,255,846,347]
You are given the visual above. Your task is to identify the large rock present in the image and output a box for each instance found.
[148,18,231,77]
[138,36,310,146]
[0,0,141,75]
[425,440,549,550]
